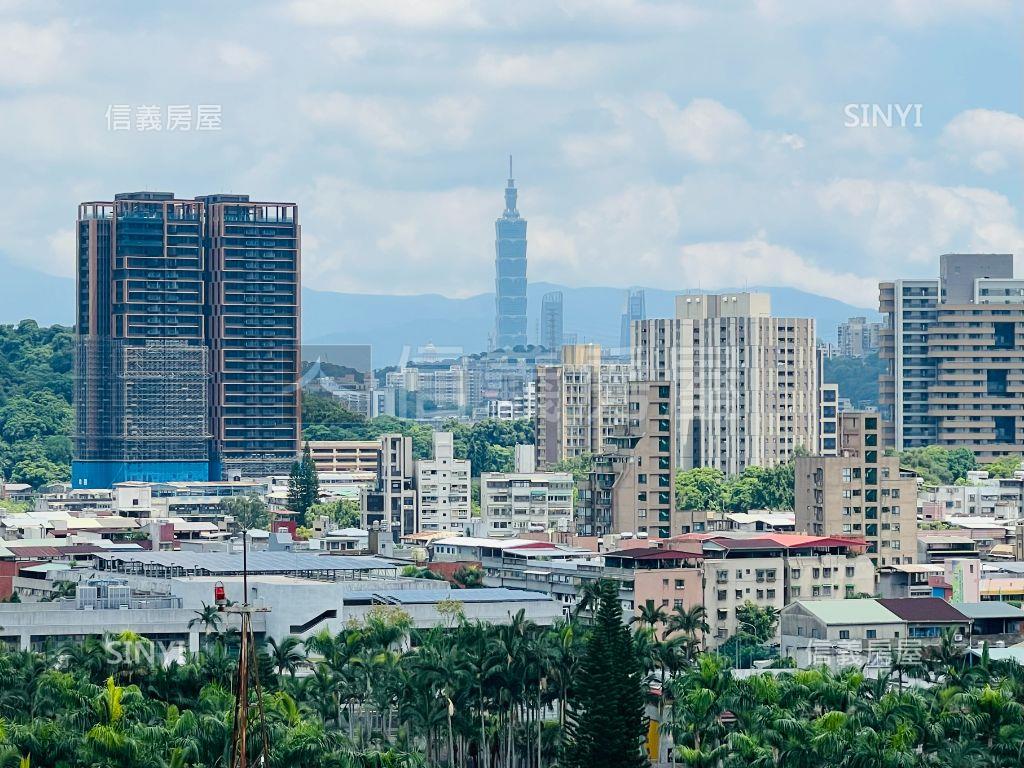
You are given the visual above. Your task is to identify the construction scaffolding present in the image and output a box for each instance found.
[75,337,211,464]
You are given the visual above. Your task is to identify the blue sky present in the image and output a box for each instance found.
[0,0,1021,308]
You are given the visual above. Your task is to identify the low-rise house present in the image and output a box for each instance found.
[781,599,907,667]
[917,532,980,563]
[953,602,1024,639]
[877,563,947,598]
[877,598,971,641]
[694,533,876,646]
[602,548,704,618]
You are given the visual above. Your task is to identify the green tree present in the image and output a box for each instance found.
[675,467,726,511]
[898,445,978,485]
[452,565,484,589]
[306,498,361,529]
[221,494,270,531]
[562,579,648,768]
[287,444,320,520]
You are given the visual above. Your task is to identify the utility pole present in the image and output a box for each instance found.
[221,528,271,768]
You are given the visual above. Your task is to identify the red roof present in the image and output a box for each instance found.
[5,546,62,558]
[609,547,704,561]
[877,598,970,623]
[704,535,865,551]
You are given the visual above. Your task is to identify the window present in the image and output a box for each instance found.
[866,629,877,639]
[839,630,850,640]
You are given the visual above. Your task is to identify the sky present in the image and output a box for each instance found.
[0,0,1021,309]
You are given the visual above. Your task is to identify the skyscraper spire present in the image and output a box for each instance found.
[504,154,518,216]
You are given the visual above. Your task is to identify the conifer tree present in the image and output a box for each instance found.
[562,579,649,768]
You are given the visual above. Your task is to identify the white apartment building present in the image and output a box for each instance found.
[535,344,627,466]
[486,381,536,421]
[480,445,574,538]
[633,293,819,474]
[386,364,474,410]
[837,316,883,358]
[920,468,1024,522]
[415,432,472,533]
[695,534,876,647]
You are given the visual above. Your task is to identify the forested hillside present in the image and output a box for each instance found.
[0,321,73,486]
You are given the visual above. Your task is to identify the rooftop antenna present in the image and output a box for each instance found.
[509,154,513,181]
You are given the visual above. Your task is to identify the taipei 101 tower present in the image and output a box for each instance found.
[492,156,528,350]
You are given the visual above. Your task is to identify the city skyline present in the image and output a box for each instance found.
[0,1,1020,311]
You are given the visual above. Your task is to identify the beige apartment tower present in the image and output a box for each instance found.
[796,411,918,567]
[535,344,627,467]
[879,254,1023,460]
[633,293,819,475]
[577,381,676,538]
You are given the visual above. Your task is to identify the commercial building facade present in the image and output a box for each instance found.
[493,162,527,350]
[540,291,564,350]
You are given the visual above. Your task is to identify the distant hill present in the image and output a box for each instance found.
[0,259,878,367]
[305,282,879,366]
[0,260,76,327]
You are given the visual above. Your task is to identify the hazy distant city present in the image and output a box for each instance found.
[0,2,1022,767]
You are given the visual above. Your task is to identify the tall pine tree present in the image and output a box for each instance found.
[562,579,649,768]
[286,443,321,523]
[300,442,320,512]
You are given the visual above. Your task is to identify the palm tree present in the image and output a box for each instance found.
[667,604,709,658]
[631,602,668,634]
[187,603,223,640]
[267,636,305,678]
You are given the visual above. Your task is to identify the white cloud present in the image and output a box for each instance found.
[328,35,369,62]
[753,0,1013,26]
[46,228,75,278]
[215,42,267,79]
[942,109,1024,174]
[639,96,753,164]
[286,0,486,29]
[301,92,482,153]
[298,177,496,295]
[473,47,604,87]
[0,21,65,86]
[815,179,1024,267]
[677,236,879,306]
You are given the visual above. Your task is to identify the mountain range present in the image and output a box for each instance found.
[0,260,877,367]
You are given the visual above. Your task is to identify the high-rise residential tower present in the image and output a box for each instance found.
[199,195,301,480]
[74,193,212,487]
[540,290,564,350]
[633,293,819,474]
[493,158,527,350]
[535,344,627,467]
[880,253,1022,459]
[73,192,300,487]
